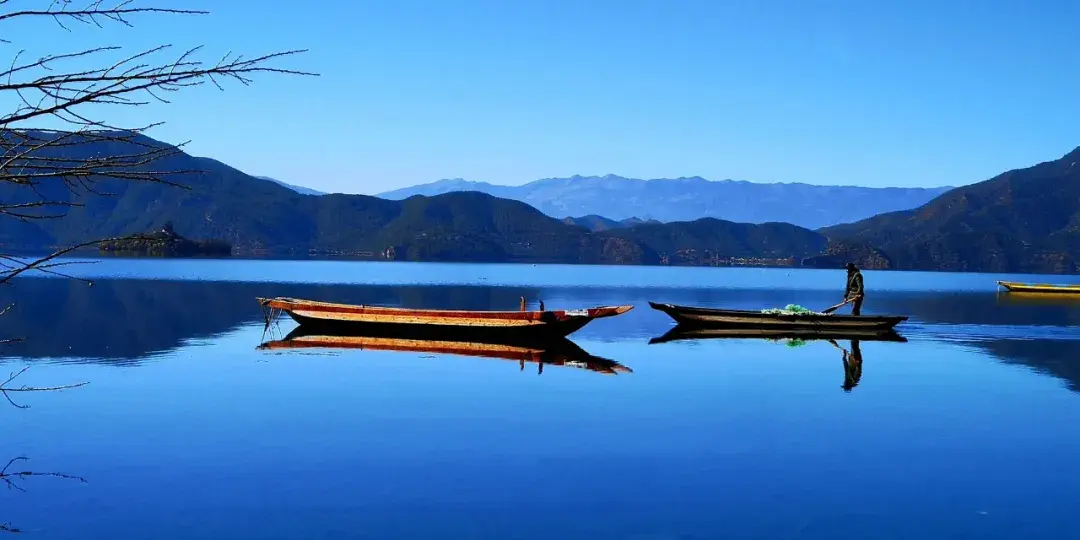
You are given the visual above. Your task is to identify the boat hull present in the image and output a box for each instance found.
[649,325,907,345]
[648,302,907,331]
[258,297,633,340]
[997,280,1080,294]
[286,312,596,341]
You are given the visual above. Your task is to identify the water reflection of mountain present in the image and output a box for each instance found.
[2,279,1078,392]
[882,292,1080,328]
[0,278,547,362]
[872,293,1080,392]
[974,339,1080,392]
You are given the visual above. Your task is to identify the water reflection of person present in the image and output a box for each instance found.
[828,339,864,392]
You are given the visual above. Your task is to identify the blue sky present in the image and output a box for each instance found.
[4,0,1080,193]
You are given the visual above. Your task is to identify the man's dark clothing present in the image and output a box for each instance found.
[845,269,864,316]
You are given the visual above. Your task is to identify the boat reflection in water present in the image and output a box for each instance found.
[649,326,908,344]
[258,325,632,376]
[649,326,908,392]
[995,290,1080,307]
[648,302,908,332]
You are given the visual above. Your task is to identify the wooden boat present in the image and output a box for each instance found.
[258,326,631,375]
[996,281,1080,294]
[648,302,907,331]
[649,325,907,345]
[257,297,633,340]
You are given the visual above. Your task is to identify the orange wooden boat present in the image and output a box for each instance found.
[257,297,633,339]
[258,326,631,375]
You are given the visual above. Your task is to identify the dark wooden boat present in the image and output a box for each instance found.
[648,302,907,331]
[258,297,633,340]
[258,326,631,375]
[649,325,908,345]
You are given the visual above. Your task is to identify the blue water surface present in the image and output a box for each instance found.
[1,259,1079,539]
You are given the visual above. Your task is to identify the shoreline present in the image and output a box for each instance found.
[5,251,1080,280]
[52,251,1080,276]
[2,244,1078,276]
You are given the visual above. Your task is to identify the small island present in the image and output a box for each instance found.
[99,222,232,257]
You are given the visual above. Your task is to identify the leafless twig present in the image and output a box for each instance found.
[0,366,89,409]
[0,237,130,285]
[0,0,315,281]
[0,456,86,493]
[1,455,86,533]
[1,455,86,535]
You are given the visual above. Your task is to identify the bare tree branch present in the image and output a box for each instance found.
[0,2,205,24]
[0,366,89,409]
[0,455,86,533]
[0,236,129,285]
[0,8,275,531]
[1,48,314,126]
[1,456,86,488]
[1,456,86,494]
[0,1,315,274]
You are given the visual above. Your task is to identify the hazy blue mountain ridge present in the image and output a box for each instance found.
[254,176,326,196]
[379,175,953,230]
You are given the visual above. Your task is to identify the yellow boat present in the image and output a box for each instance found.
[996,281,1080,294]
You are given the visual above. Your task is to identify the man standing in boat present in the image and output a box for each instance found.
[844,262,864,316]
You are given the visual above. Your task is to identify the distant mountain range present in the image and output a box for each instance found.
[254,176,325,196]
[378,176,953,230]
[4,131,1079,274]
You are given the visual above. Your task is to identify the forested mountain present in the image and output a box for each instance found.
[0,132,827,266]
[822,146,1080,273]
[10,131,1076,273]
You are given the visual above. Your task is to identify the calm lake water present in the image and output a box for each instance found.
[3,259,1080,539]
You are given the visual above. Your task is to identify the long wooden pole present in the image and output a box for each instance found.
[822,298,853,314]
